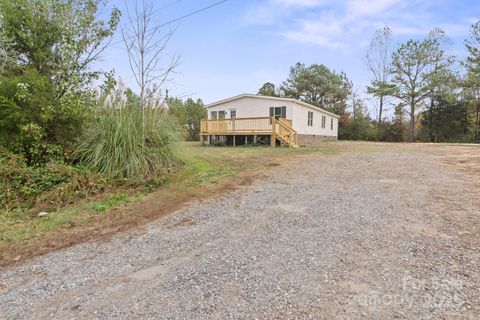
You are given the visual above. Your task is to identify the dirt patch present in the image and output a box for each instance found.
[266,162,281,167]
[441,145,480,174]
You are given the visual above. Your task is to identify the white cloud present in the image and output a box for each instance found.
[244,0,471,48]
[345,0,405,17]
[281,12,344,48]
[243,0,332,25]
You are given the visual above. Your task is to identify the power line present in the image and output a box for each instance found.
[112,0,228,47]
[158,0,227,28]
[153,0,185,15]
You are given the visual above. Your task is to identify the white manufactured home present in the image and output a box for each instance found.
[200,94,339,147]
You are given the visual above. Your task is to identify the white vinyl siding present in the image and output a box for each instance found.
[206,95,338,137]
[291,106,337,137]
[207,97,293,120]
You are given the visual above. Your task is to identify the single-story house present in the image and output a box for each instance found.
[200,94,339,147]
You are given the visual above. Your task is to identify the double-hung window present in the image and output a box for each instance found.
[269,106,286,119]
[331,118,334,130]
[321,115,326,129]
[230,109,236,118]
[211,111,218,119]
[218,111,226,119]
[307,111,313,126]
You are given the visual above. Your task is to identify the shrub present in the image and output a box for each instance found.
[76,106,183,179]
[0,148,108,211]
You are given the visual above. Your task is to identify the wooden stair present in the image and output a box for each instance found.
[274,118,298,148]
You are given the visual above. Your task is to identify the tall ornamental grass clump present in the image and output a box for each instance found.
[76,100,183,179]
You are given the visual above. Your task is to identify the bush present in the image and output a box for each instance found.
[0,148,108,211]
[0,70,95,165]
[76,106,183,179]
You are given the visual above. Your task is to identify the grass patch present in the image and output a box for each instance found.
[91,193,131,212]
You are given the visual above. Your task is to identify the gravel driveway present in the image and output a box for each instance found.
[1,142,479,319]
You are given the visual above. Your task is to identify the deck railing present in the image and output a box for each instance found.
[200,116,298,147]
[200,117,274,134]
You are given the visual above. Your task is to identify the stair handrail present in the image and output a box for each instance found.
[276,118,297,146]
[278,118,296,133]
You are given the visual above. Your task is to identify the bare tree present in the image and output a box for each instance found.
[122,0,180,107]
[365,26,394,126]
[121,0,180,145]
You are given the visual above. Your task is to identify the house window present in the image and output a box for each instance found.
[331,118,334,130]
[230,109,236,118]
[211,111,218,119]
[218,111,226,119]
[269,106,286,119]
[307,111,313,126]
[321,115,326,129]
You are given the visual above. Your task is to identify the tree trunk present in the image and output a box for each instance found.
[428,97,434,142]
[409,102,415,142]
[375,95,384,142]
[476,103,480,141]
[378,95,384,125]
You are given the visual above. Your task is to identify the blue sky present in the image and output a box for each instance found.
[103,0,479,116]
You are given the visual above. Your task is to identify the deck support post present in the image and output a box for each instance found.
[270,134,276,147]
[271,116,276,147]
[199,117,297,148]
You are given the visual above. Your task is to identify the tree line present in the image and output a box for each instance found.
[258,23,480,143]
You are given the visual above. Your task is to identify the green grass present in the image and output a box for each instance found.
[0,141,340,262]
[91,192,131,212]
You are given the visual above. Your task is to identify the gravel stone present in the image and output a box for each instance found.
[0,143,479,319]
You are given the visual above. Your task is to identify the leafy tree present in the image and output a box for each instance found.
[465,20,480,141]
[0,0,120,163]
[420,96,469,142]
[365,26,396,127]
[258,82,278,96]
[0,0,120,96]
[280,62,352,110]
[168,98,206,141]
[279,62,352,137]
[389,29,453,142]
[341,98,376,141]
[381,104,406,142]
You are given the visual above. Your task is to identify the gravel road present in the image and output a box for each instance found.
[1,142,479,319]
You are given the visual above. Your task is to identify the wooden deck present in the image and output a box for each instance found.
[200,117,298,147]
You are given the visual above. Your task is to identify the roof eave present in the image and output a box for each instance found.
[205,94,340,118]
